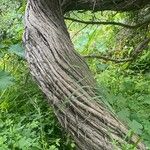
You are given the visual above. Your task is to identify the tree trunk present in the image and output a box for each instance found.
[23,0,146,149]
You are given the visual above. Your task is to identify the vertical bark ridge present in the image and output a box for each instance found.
[24,0,146,149]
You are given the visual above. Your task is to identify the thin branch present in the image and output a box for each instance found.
[130,38,150,57]
[64,17,150,29]
[83,55,133,63]
[83,38,150,63]
[72,24,88,39]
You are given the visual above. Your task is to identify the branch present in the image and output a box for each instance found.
[83,38,150,63]
[83,55,133,63]
[130,38,150,57]
[65,17,150,29]
[63,0,150,12]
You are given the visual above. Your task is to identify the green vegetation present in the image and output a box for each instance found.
[0,0,150,149]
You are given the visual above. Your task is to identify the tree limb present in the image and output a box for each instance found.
[65,17,150,29]
[62,0,150,12]
[84,55,133,63]
[83,38,150,63]
[130,38,150,57]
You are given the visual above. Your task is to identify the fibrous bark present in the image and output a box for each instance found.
[24,0,147,149]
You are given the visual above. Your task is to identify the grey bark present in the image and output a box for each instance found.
[24,0,147,149]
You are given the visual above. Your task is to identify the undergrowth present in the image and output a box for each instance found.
[0,0,150,149]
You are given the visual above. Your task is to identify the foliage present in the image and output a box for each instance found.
[0,1,75,149]
[96,68,150,147]
[0,0,150,149]
[67,10,150,148]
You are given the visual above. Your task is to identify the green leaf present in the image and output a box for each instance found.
[142,95,150,105]
[71,143,75,148]
[121,78,134,92]
[0,53,4,59]
[95,42,107,52]
[8,43,25,58]
[55,139,60,146]
[0,71,14,90]
[49,145,58,150]
[0,44,6,49]
[18,137,33,148]
[117,109,130,123]
[129,120,143,134]
[96,63,108,71]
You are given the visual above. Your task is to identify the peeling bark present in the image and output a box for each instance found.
[23,0,146,149]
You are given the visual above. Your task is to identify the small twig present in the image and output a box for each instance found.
[72,24,88,39]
